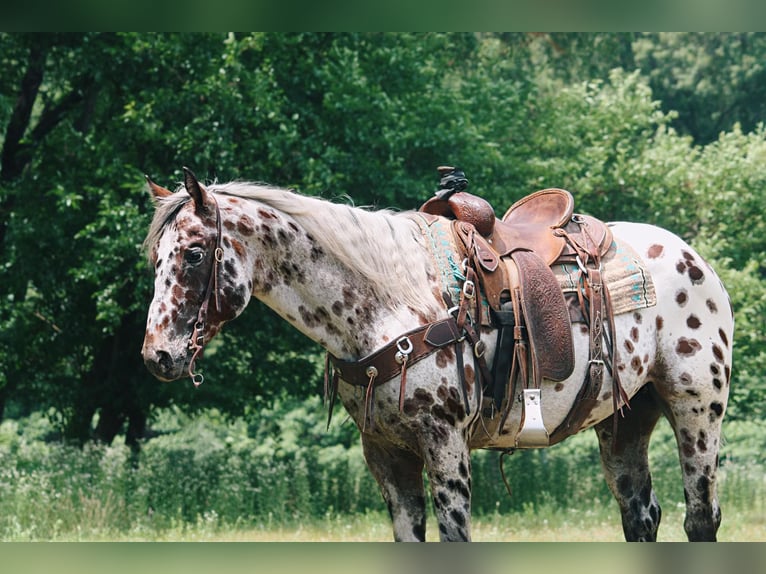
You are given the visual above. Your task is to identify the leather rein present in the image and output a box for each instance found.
[187,197,224,387]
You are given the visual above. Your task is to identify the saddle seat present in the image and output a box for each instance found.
[420,187,612,265]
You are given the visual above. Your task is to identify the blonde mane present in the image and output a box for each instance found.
[145,181,439,316]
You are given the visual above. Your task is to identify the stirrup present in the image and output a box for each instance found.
[515,389,550,448]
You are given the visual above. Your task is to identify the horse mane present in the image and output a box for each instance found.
[144,181,439,316]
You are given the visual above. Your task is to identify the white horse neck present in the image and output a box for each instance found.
[213,184,440,359]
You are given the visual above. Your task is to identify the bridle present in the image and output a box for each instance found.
[187,196,224,387]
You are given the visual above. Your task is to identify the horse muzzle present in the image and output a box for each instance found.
[141,342,188,382]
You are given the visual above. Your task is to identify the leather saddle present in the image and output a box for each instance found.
[421,187,612,266]
[419,169,619,447]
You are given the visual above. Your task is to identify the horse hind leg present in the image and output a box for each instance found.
[594,385,664,541]
[655,368,727,541]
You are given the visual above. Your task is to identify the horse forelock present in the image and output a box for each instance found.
[144,181,439,316]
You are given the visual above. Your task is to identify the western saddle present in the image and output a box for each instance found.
[326,167,628,449]
[420,167,626,447]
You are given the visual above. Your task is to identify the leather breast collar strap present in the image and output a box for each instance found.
[326,317,464,431]
[187,197,224,387]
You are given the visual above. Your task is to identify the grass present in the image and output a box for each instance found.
[36,502,766,542]
[2,408,764,542]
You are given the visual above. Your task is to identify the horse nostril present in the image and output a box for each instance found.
[156,350,173,372]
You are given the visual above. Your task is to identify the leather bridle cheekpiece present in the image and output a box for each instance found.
[187,196,224,387]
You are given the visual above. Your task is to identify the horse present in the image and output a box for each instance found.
[141,167,733,542]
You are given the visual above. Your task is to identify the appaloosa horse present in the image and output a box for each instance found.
[141,168,733,542]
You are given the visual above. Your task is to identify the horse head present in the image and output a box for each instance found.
[141,168,252,383]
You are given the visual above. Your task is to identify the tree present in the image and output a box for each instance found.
[1,32,763,444]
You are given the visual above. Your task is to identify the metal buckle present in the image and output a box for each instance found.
[462,279,475,299]
[396,336,413,355]
[395,336,413,365]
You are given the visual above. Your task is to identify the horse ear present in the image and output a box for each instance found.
[145,175,173,199]
[182,167,211,214]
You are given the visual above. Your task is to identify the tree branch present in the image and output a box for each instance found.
[1,41,47,182]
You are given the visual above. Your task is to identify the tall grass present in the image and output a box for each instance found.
[0,398,763,541]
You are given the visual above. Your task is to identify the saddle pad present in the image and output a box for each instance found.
[413,213,466,306]
[553,237,657,316]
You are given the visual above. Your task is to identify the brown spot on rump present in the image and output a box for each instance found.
[554,382,564,392]
[706,298,718,313]
[630,356,642,371]
[630,327,640,342]
[712,343,725,363]
[633,312,643,324]
[676,337,702,356]
[331,301,343,316]
[718,328,729,347]
[675,289,688,307]
[624,339,635,353]
[686,315,701,329]
[676,251,706,285]
[647,244,665,259]
[656,316,664,331]
[709,402,724,419]
[688,265,705,284]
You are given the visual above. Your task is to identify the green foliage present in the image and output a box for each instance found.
[1,405,763,540]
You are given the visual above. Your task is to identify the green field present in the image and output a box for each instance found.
[1,405,763,542]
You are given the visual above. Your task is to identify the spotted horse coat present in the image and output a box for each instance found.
[142,169,733,542]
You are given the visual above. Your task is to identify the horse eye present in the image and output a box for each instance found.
[184,247,205,266]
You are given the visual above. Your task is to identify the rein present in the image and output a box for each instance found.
[187,197,224,387]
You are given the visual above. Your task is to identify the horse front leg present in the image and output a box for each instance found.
[361,434,427,542]
[421,426,473,542]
